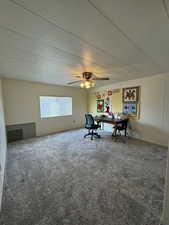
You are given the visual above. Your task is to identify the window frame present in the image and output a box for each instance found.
[39,96,73,119]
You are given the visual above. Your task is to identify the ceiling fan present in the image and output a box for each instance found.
[67,72,109,88]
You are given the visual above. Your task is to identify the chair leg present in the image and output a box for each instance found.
[84,133,89,138]
[93,132,101,138]
[84,129,100,140]
[84,129,91,138]
[112,128,117,137]
[114,130,128,143]
[91,130,94,140]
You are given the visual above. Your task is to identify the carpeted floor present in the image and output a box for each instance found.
[0,129,167,225]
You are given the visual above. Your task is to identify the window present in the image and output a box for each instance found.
[40,96,72,118]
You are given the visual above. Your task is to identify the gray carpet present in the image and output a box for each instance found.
[0,129,167,225]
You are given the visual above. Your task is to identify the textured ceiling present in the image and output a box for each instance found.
[0,0,169,87]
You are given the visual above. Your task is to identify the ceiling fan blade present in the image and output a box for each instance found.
[92,77,110,80]
[72,74,82,78]
[67,80,81,85]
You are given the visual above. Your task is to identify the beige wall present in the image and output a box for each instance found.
[89,73,169,146]
[111,89,123,112]
[2,79,87,136]
[87,92,97,114]
[0,79,7,211]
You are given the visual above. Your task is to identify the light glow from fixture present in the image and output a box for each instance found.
[80,80,96,89]
[80,82,85,88]
[91,81,96,87]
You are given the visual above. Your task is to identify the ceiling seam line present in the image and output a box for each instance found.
[1,38,101,69]
[0,49,89,69]
[88,0,163,70]
[0,23,155,79]
[0,25,109,70]
[0,56,81,71]
[9,0,124,65]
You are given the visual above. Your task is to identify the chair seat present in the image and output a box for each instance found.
[85,124,101,129]
[115,126,124,131]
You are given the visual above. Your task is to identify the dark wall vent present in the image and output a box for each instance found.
[7,129,23,143]
[6,122,36,143]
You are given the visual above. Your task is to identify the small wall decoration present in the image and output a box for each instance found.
[104,97,111,113]
[96,92,101,99]
[107,90,112,96]
[97,99,104,113]
[102,91,107,99]
[123,86,139,103]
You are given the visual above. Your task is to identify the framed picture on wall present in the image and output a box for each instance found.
[123,103,140,118]
[97,99,104,113]
[123,86,139,103]
[123,103,137,115]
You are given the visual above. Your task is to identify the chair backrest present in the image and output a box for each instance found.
[85,114,94,128]
[121,119,129,129]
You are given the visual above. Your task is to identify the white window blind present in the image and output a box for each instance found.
[40,96,72,118]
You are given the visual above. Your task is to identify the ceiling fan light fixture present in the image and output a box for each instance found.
[79,80,96,89]
[91,81,96,87]
[85,84,91,89]
[80,82,85,88]
[68,72,108,88]
[84,80,91,88]
[84,81,90,86]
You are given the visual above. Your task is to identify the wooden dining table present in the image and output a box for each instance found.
[94,116,128,136]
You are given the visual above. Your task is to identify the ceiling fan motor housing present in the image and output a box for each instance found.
[83,72,93,80]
